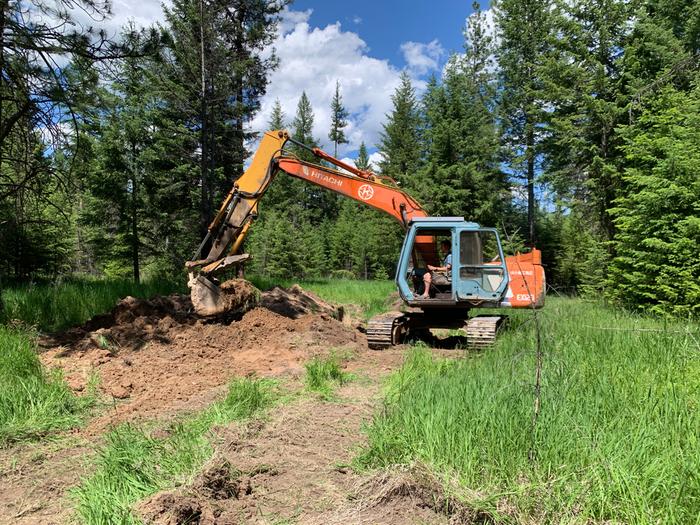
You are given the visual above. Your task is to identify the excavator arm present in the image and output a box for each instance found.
[187,130,428,314]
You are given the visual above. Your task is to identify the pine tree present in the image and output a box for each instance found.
[378,72,422,188]
[160,0,285,238]
[356,142,371,171]
[416,4,506,225]
[328,81,349,157]
[495,0,559,244]
[268,98,286,130]
[290,91,338,219]
[608,84,700,315]
[291,91,317,156]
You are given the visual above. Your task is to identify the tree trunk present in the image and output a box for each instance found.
[526,119,536,246]
[130,163,140,284]
[199,0,212,239]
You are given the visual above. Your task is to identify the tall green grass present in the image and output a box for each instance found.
[305,354,351,399]
[1,277,184,332]
[0,326,93,444]
[358,298,700,524]
[74,377,277,525]
[250,276,395,319]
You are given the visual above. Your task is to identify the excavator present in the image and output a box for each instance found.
[186,130,545,349]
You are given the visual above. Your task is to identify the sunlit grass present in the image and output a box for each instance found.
[358,298,700,524]
[73,377,277,525]
[0,326,94,444]
[304,353,351,399]
[1,277,185,332]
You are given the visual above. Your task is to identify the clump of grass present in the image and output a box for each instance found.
[305,354,351,399]
[73,377,276,525]
[358,298,700,524]
[1,276,184,332]
[0,326,94,444]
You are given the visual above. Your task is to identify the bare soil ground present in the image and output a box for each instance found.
[0,281,462,525]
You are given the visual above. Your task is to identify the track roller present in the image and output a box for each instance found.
[465,315,507,349]
[366,311,407,350]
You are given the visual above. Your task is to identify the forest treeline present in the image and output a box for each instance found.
[0,0,698,316]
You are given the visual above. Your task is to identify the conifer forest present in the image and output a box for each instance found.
[1,0,698,316]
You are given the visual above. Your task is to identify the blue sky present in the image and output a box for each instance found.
[291,0,477,68]
[73,0,489,164]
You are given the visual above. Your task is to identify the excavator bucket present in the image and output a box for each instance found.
[188,272,259,317]
[189,275,228,316]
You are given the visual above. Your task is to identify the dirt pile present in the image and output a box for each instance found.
[190,277,260,317]
[261,284,343,320]
[40,280,362,428]
[137,458,258,525]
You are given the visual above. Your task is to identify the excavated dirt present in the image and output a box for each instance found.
[134,363,460,525]
[1,279,473,525]
[39,281,357,429]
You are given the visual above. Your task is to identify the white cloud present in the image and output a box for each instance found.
[56,3,435,160]
[400,39,444,75]
[251,8,409,157]
[67,0,167,40]
[339,151,384,172]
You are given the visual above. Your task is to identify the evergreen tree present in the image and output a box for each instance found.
[291,91,318,157]
[328,81,349,157]
[356,142,371,171]
[417,4,507,225]
[159,0,285,238]
[495,0,559,244]
[378,72,422,187]
[268,98,286,130]
[608,84,700,315]
[290,91,338,218]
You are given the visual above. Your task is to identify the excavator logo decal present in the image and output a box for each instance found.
[358,184,374,201]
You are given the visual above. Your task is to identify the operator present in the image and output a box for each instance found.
[418,240,452,299]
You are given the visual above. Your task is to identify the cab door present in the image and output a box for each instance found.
[454,228,509,302]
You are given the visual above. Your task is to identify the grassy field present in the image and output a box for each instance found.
[74,377,277,524]
[0,326,94,444]
[358,298,700,524]
[1,277,185,332]
[2,277,698,523]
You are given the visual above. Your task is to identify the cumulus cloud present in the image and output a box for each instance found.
[400,39,444,75]
[58,3,438,159]
[67,0,167,40]
[251,8,407,157]
[339,151,384,171]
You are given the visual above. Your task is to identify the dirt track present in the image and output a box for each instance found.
[0,282,458,524]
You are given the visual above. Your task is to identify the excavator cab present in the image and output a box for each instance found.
[396,218,509,307]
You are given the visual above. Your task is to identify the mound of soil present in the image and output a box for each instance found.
[190,277,260,317]
[40,280,362,429]
[137,458,255,525]
[261,284,343,320]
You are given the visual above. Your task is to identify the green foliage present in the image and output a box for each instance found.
[0,327,93,444]
[328,81,349,157]
[358,298,700,523]
[268,98,287,130]
[378,71,423,187]
[417,47,507,225]
[304,354,350,399]
[1,277,184,332]
[74,377,277,524]
[609,85,700,316]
